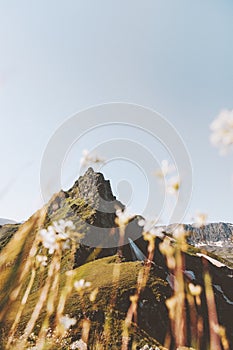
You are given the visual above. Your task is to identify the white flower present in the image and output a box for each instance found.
[173,225,186,240]
[115,208,133,226]
[210,109,233,154]
[154,160,181,197]
[155,159,175,178]
[139,345,159,350]
[39,226,58,254]
[70,339,87,350]
[189,283,202,296]
[139,346,150,350]
[138,218,157,232]
[36,254,48,266]
[166,176,180,195]
[80,149,105,167]
[152,226,164,238]
[39,220,75,254]
[53,219,75,235]
[192,212,208,228]
[80,149,89,167]
[59,314,77,331]
[74,279,91,292]
[138,218,164,238]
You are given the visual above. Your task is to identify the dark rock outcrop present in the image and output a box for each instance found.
[186,222,233,244]
[158,222,233,247]
[72,167,125,228]
[156,222,233,265]
[0,223,21,252]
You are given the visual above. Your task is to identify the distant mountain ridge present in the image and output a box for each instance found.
[186,222,233,245]
[160,222,233,245]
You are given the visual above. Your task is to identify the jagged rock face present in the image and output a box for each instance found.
[185,222,233,264]
[74,215,146,267]
[185,222,233,244]
[158,222,233,264]
[0,223,21,252]
[70,168,123,266]
[73,167,124,228]
[72,168,147,266]
[160,222,233,245]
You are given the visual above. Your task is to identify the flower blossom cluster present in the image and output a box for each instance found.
[138,218,164,239]
[172,224,186,241]
[210,109,233,155]
[70,339,87,350]
[166,175,180,195]
[155,159,180,196]
[115,208,134,226]
[192,212,208,228]
[39,220,75,254]
[139,345,160,350]
[59,314,77,331]
[80,149,105,167]
[155,159,175,178]
[36,254,48,266]
[74,279,91,292]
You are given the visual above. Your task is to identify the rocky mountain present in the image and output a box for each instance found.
[0,167,233,350]
[162,222,233,246]
[159,222,233,265]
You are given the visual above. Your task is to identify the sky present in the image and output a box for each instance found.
[0,0,233,224]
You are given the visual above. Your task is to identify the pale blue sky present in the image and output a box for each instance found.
[0,0,233,223]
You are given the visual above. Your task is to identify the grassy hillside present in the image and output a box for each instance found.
[0,212,167,349]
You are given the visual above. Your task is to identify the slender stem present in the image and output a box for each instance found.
[6,268,36,348]
[203,260,221,350]
[20,253,56,344]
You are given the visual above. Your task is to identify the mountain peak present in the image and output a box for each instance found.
[72,167,124,212]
